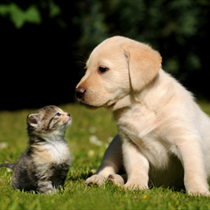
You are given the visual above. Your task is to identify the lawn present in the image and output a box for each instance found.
[0,101,210,210]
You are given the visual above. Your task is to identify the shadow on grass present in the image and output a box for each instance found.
[149,181,186,194]
[67,169,94,181]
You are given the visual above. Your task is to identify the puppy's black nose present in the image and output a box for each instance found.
[75,87,86,99]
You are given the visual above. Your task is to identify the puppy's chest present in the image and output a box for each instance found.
[115,107,173,167]
[116,105,158,140]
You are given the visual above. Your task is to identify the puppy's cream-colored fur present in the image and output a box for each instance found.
[76,36,210,195]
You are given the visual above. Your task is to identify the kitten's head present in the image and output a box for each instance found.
[27,105,71,139]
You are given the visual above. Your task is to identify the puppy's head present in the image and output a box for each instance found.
[75,36,162,109]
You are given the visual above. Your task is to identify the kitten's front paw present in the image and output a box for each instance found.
[38,180,57,194]
[107,174,125,186]
[45,188,57,195]
[85,174,106,187]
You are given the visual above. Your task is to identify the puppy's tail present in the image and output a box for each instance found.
[0,163,15,170]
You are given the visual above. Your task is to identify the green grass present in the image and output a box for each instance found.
[1,102,210,209]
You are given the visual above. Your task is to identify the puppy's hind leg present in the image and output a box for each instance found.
[85,134,123,186]
[107,174,127,186]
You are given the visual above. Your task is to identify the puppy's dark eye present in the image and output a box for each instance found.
[55,113,61,117]
[98,67,109,73]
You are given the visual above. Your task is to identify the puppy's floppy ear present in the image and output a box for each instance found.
[123,41,162,92]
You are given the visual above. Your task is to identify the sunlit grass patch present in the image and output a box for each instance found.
[0,102,210,209]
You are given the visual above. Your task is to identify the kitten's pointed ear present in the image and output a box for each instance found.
[27,114,40,127]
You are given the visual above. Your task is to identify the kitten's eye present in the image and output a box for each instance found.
[98,66,109,74]
[55,113,61,117]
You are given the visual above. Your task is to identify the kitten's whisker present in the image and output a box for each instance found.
[73,53,88,62]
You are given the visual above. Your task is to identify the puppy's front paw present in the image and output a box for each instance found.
[187,189,210,197]
[185,178,210,196]
[124,180,148,190]
[85,174,106,187]
[107,174,126,186]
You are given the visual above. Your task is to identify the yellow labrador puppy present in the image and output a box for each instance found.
[75,36,210,196]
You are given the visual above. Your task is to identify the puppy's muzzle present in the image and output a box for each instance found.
[75,87,86,100]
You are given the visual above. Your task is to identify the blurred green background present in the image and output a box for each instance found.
[0,0,210,110]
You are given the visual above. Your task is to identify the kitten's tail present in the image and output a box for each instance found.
[0,163,15,170]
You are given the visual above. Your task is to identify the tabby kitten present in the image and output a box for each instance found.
[0,105,71,194]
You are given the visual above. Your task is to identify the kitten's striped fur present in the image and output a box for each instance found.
[0,105,71,194]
